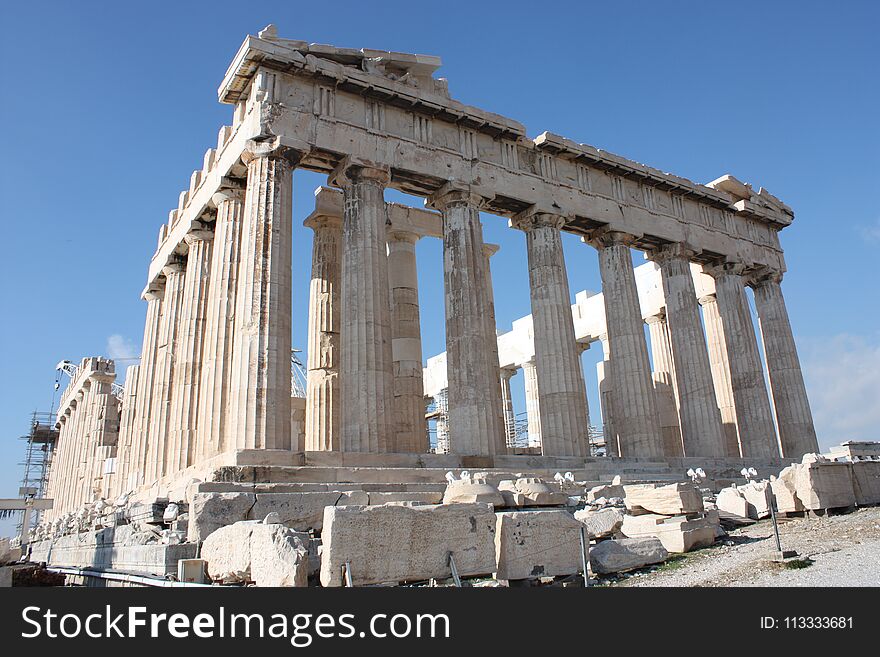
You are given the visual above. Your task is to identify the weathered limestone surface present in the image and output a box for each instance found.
[651,244,725,457]
[387,229,427,452]
[771,466,804,513]
[429,184,505,455]
[621,513,718,553]
[303,212,342,451]
[442,479,504,506]
[198,188,245,460]
[795,460,855,510]
[716,487,751,518]
[590,231,663,458]
[201,520,309,586]
[700,294,741,457]
[589,537,668,574]
[129,289,163,489]
[320,503,497,586]
[646,313,683,458]
[522,359,542,448]
[574,507,625,538]
[623,482,704,516]
[495,510,584,580]
[751,273,819,458]
[512,212,589,457]
[710,264,778,458]
[229,146,295,452]
[335,160,395,453]
[497,477,568,507]
[481,243,508,456]
[851,461,880,506]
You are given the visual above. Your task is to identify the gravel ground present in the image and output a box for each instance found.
[613,506,880,587]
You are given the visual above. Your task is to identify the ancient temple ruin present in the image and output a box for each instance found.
[40,26,818,534]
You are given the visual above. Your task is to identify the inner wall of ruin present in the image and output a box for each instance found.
[43,31,819,520]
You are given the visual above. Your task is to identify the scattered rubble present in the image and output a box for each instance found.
[590,538,668,574]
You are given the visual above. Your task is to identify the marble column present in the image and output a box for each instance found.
[332,158,394,453]
[511,211,589,457]
[500,367,517,448]
[699,294,741,457]
[147,260,186,482]
[303,213,342,452]
[198,186,245,459]
[229,145,297,452]
[428,183,505,456]
[651,244,726,457]
[646,313,684,457]
[167,226,214,472]
[596,335,618,455]
[481,243,508,455]
[522,359,542,448]
[587,231,663,458]
[750,271,819,457]
[388,229,427,453]
[115,364,139,495]
[709,264,779,458]
[130,285,163,488]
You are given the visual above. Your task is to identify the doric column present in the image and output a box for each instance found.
[229,144,298,451]
[167,226,214,473]
[596,335,618,455]
[129,285,163,489]
[650,244,726,458]
[500,368,517,448]
[481,243,508,455]
[586,230,663,458]
[646,313,684,457]
[511,211,589,457]
[522,359,542,448]
[750,271,819,457]
[332,158,395,453]
[699,294,741,457]
[709,263,779,458]
[146,260,186,482]
[115,364,139,496]
[428,183,505,456]
[303,213,342,452]
[388,229,427,453]
[198,186,245,459]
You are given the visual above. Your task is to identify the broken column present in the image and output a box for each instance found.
[511,211,589,457]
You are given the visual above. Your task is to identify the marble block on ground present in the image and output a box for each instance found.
[589,538,668,574]
[623,482,704,516]
[495,510,584,580]
[573,507,625,538]
[621,512,718,553]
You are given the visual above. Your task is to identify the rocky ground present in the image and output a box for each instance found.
[610,506,880,587]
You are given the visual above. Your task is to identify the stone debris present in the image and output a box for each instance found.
[320,503,496,587]
[716,482,771,520]
[573,507,625,539]
[716,486,750,518]
[589,537,668,574]
[442,477,504,506]
[494,510,584,581]
[851,461,880,506]
[497,477,567,507]
[771,466,805,514]
[795,458,855,510]
[201,520,310,587]
[623,482,704,516]
[586,483,625,502]
[621,512,719,553]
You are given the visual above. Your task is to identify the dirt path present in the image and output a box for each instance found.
[613,506,880,587]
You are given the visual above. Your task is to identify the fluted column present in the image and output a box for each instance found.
[500,368,517,448]
[115,364,139,495]
[650,244,725,457]
[481,243,507,455]
[229,144,297,452]
[646,313,684,457]
[146,260,186,483]
[167,226,214,473]
[130,286,163,489]
[511,211,588,457]
[596,335,618,455]
[332,158,394,453]
[587,231,663,458]
[750,271,819,457]
[428,183,505,456]
[388,229,427,452]
[709,264,778,457]
[522,359,542,448]
[699,294,741,457]
[198,187,245,459]
[303,213,342,451]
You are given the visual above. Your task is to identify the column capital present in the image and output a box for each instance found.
[161,257,186,277]
[304,213,343,231]
[426,181,493,211]
[705,261,748,279]
[142,281,165,302]
[184,222,214,245]
[242,138,306,167]
[647,241,697,264]
[500,367,517,381]
[482,242,500,258]
[329,156,391,189]
[386,228,420,245]
[581,227,638,250]
[746,267,784,288]
[645,311,667,325]
[509,207,567,232]
[211,187,245,206]
[697,292,718,306]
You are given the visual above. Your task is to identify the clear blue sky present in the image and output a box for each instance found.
[1,1,877,537]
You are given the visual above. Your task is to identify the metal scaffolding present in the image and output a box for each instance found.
[5,411,58,531]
